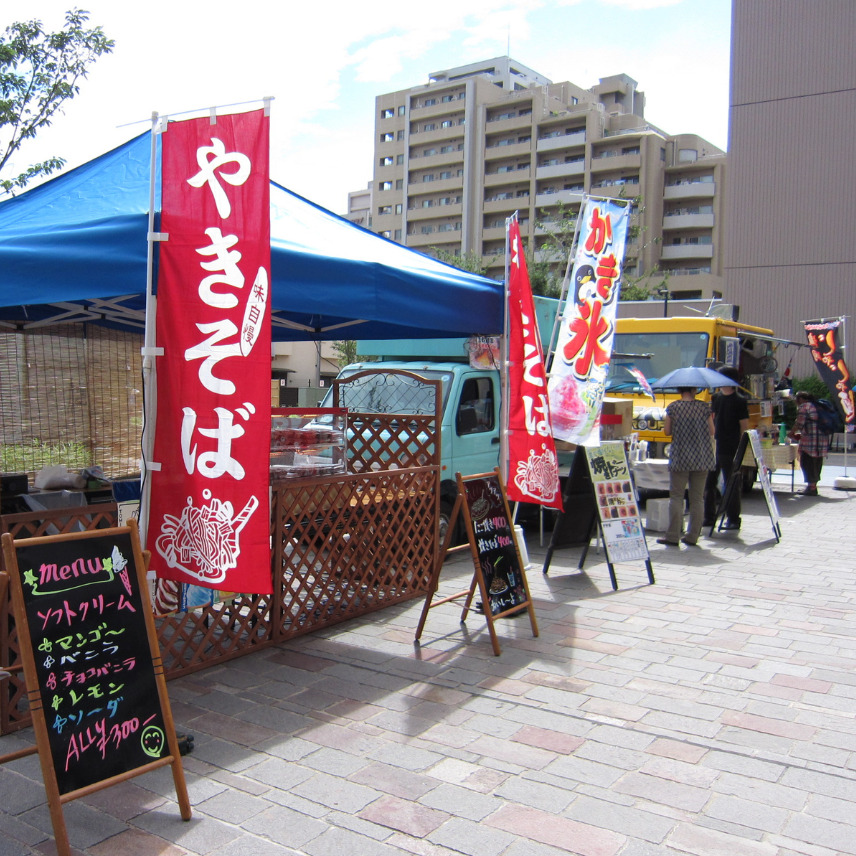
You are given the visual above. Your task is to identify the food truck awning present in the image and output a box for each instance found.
[0,131,503,342]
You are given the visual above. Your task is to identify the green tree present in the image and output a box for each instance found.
[530,196,666,302]
[0,9,113,195]
[429,246,493,277]
[332,339,358,367]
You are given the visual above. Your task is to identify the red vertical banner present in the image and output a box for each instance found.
[506,220,562,510]
[148,109,272,595]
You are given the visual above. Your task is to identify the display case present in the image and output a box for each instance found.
[270,407,347,480]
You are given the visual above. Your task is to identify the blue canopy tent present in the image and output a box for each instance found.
[0,131,503,340]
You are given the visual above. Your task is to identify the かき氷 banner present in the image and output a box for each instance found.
[548,198,630,446]
[148,108,272,594]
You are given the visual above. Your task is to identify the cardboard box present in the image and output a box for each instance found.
[600,398,633,440]
[645,498,670,532]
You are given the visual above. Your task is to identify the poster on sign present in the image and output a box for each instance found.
[585,442,649,564]
[148,108,272,595]
[548,198,631,446]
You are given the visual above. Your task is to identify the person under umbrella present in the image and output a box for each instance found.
[656,382,715,547]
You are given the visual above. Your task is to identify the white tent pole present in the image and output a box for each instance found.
[500,214,513,489]
[139,113,163,547]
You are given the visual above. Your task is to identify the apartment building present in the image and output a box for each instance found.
[364,57,725,299]
[724,0,855,371]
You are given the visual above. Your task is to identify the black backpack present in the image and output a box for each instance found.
[815,399,839,435]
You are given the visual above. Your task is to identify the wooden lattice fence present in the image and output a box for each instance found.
[1,369,441,733]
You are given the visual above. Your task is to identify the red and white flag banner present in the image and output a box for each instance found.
[148,109,272,594]
[505,219,563,510]
[547,198,630,446]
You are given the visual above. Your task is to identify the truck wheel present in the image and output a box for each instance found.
[741,467,757,493]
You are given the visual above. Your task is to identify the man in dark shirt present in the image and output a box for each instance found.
[703,367,750,530]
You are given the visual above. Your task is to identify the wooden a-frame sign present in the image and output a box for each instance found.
[0,519,190,856]
[415,469,538,656]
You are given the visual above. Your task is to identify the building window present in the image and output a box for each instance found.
[678,148,698,163]
[441,120,454,129]
[380,181,392,191]
[394,229,402,241]
[395,178,403,189]
[378,206,391,215]
[381,133,394,142]
[398,105,406,115]
[422,174,434,182]
[440,145,454,153]
[397,130,405,141]
[423,98,436,107]
[424,123,436,132]
[441,94,455,103]
[424,148,437,156]
[396,154,405,165]
[395,203,403,214]
[439,171,452,179]
[380,156,393,166]
[381,108,394,119]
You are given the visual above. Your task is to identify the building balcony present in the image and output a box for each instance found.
[483,196,527,215]
[536,130,586,152]
[534,189,585,208]
[659,243,714,261]
[405,230,461,250]
[407,203,462,221]
[484,113,534,133]
[662,213,715,230]
[589,152,641,173]
[414,149,465,170]
[407,176,462,194]
[411,125,465,146]
[663,182,716,200]
[409,100,465,120]
[483,141,532,161]
[535,161,585,180]
[482,225,506,242]
[484,169,530,187]
[588,182,638,199]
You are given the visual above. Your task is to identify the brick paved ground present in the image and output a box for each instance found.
[2,470,855,856]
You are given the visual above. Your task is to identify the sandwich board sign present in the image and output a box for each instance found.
[415,468,538,656]
[0,520,190,855]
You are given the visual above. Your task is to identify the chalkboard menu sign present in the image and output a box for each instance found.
[11,530,167,793]
[461,473,527,616]
[1,522,189,855]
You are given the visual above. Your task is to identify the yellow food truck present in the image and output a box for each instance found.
[606,315,785,474]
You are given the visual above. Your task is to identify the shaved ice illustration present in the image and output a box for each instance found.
[548,374,589,437]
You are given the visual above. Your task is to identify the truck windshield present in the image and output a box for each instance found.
[606,332,711,391]
[320,368,454,415]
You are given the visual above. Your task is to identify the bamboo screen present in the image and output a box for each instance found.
[0,325,143,481]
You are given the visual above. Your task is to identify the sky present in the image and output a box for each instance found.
[6,0,732,214]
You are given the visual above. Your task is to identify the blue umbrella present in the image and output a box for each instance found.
[650,366,740,391]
